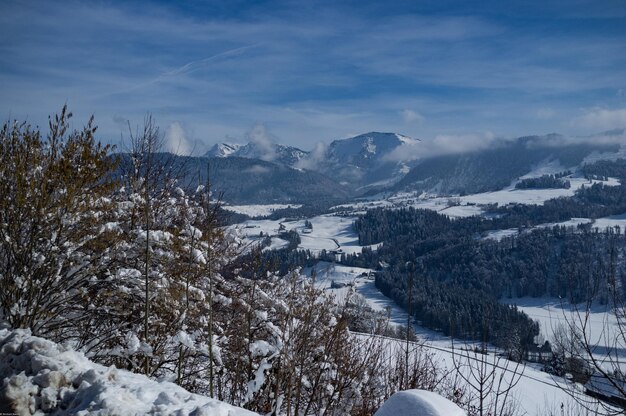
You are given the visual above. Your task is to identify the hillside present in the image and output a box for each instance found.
[396,135,621,195]
[114,153,351,204]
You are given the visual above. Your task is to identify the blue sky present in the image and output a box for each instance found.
[1,0,625,153]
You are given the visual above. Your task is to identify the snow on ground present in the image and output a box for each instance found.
[308,264,606,415]
[309,264,587,415]
[593,212,626,230]
[374,389,465,416]
[354,330,600,416]
[482,228,520,241]
[583,145,626,165]
[458,176,618,207]
[505,297,626,362]
[537,213,626,231]
[422,341,601,416]
[303,261,376,306]
[482,212,626,242]
[263,237,289,252]
[436,204,484,218]
[222,204,302,218]
[519,158,568,179]
[228,214,378,256]
[333,176,620,220]
[539,217,593,229]
[0,329,257,416]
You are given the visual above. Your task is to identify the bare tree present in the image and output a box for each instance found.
[451,339,524,416]
[548,231,626,415]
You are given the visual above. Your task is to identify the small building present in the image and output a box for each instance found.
[526,341,553,363]
[330,280,354,289]
[584,373,626,408]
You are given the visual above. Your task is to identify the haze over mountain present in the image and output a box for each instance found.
[207,132,422,190]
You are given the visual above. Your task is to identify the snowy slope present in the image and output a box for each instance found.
[327,132,419,164]
[228,214,379,256]
[0,329,257,416]
[222,204,302,218]
[332,175,620,219]
[207,143,243,158]
[324,132,421,188]
[303,263,608,415]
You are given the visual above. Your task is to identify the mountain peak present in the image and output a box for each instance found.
[329,132,420,161]
[206,142,243,158]
[206,141,308,166]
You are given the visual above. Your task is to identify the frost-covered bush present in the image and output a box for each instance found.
[0,106,117,340]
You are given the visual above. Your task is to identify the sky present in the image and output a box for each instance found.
[1,0,625,154]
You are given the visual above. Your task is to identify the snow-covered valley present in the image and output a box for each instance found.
[222,168,626,415]
[2,115,626,415]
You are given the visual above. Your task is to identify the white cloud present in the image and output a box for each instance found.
[384,132,500,161]
[164,122,192,155]
[535,108,556,119]
[573,107,626,131]
[2,0,625,149]
[246,123,277,161]
[296,141,328,170]
[401,109,425,124]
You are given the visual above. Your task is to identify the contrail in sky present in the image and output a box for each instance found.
[102,43,260,98]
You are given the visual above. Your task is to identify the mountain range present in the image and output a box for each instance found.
[121,130,625,206]
[207,132,420,190]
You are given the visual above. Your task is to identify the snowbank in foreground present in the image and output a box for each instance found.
[374,389,466,416]
[0,329,256,416]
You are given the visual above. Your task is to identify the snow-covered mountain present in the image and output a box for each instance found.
[327,132,419,167]
[396,133,623,195]
[206,142,308,167]
[206,132,420,190]
[207,142,243,158]
[203,130,625,201]
[321,132,421,189]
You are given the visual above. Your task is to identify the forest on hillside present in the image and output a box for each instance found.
[345,165,626,351]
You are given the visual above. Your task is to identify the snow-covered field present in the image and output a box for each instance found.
[228,214,379,256]
[374,389,465,416]
[481,211,626,242]
[505,297,626,361]
[222,204,302,218]
[0,329,256,416]
[540,212,626,231]
[332,175,620,219]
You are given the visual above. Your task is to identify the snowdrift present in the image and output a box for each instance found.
[374,389,466,416]
[0,329,256,416]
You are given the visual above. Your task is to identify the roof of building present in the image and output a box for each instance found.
[585,373,626,400]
